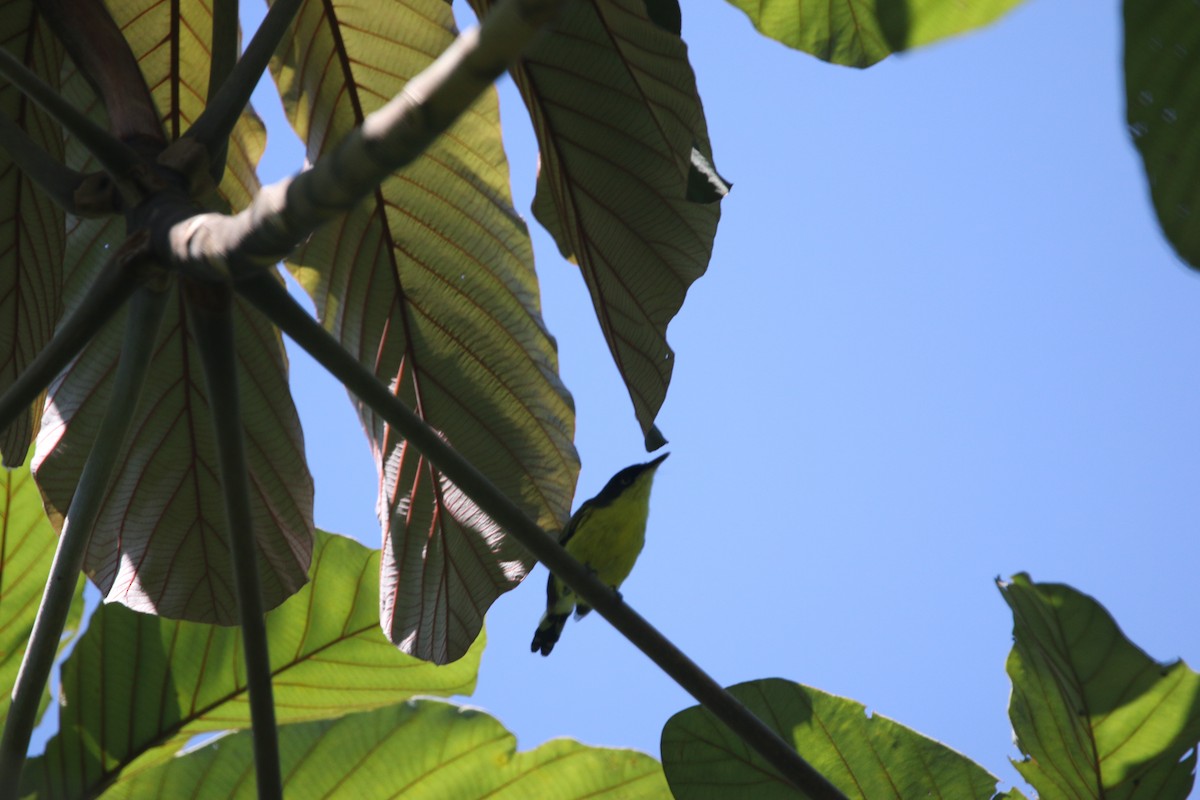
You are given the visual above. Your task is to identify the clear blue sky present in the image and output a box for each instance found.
[245,0,1200,793]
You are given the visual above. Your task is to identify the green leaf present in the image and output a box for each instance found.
[1124,0,1200,269]
[661,678,1001,799]
[468,0,728,444]
[23,529,482,799]
[270,0,578,664]
[0,450,84,725]
[1000,574,1200,800]
[0,4,66,465]
[98,700,670,799]
[725,0,1028,68]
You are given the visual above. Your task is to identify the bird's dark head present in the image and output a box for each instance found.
[590,452,668,508]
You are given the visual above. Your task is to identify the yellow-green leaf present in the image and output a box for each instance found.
[1001,574,1200,799]
[23,530,483,800]
[0,449,84,725]
[270,0,578,664]
[725,0,1027,68]
[98,700,669,800]
[661,678,1000,799]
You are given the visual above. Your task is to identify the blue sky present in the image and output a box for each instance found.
[246,0,1200,793]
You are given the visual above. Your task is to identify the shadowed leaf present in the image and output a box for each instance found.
[468,0,728,445]
[1124,0,1200,269]
[725,0,1027,68]
[22,530,482,800]
[0,3,66,465]
[661,678,1001,799]
[101,700,669,799]
[32,1,313,625]
[270,0,578,664]
[1001,574,1200,800]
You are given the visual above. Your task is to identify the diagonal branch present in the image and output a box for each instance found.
[237,273,848,800]
[0,109,83,213]
[0,285,168,799]
[188,0,306,182]
[160,0,562,277]
[188,279,283,800]
[0,235,148,439]
[0,46,143,205]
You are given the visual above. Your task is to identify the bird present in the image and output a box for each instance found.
[531,452,668,656]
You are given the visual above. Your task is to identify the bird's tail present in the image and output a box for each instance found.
[531,611,569,656]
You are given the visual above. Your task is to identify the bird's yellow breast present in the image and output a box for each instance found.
[562,480,654,590]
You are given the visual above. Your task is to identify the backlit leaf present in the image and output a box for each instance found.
[1001,574,1200,799]
[468,0,728,444]
[22,530,482,800]
[271,0,578,663]
[724,0,1027,67]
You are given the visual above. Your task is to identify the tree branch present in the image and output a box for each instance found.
[237,273,848,800]
[0,285,168,799]
[0,236,148,439]
[203,0,240,182]
[0,45,143,205]
[160,0,562,277]
[188,280,283,800]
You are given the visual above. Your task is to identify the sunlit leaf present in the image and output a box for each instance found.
[0,3,65,465]
[1124,0,1200,269]
[270,0,578,663]
[100,699,669,800]
[1000,574,1200,800]
[724,0,1027,67]
[21,530,483,800]
[0,449,84,725]
[467,0,728,445]
[661,678,1001,799]
[32,1,312,625]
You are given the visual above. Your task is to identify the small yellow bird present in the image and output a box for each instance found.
[531,452,668,656]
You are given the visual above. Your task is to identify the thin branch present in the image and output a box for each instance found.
[0,46,143,205]
[0,109,83,212]
[0,285,168,799]
[203,0,240,182]
[188,0,305,180]
[188,280,282,800]
[161,0,562,277]
[0,235,148,438]
[237,273,849,800]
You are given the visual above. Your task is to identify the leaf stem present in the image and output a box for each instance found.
[0,285,168,798]
[188,0,305,178]
[0,45,143,204]
[0,109,82,213]
[238,273,848,800]
[188,280,283,800]
[0,238,146,440]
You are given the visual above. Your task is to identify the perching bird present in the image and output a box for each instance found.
[531,452,668,656]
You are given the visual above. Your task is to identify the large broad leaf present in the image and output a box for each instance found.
[33,1,313,624]
[22,529,483,800]
[0,449,84,724]
[1000,574,1200,800]
[0,2,65,466]
[1124,0,1200,269]
[725,0,1027,68]
[661,678,1001,799]
[270,0,578,664]
[468,0,728,446]
[98,699,670,799]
